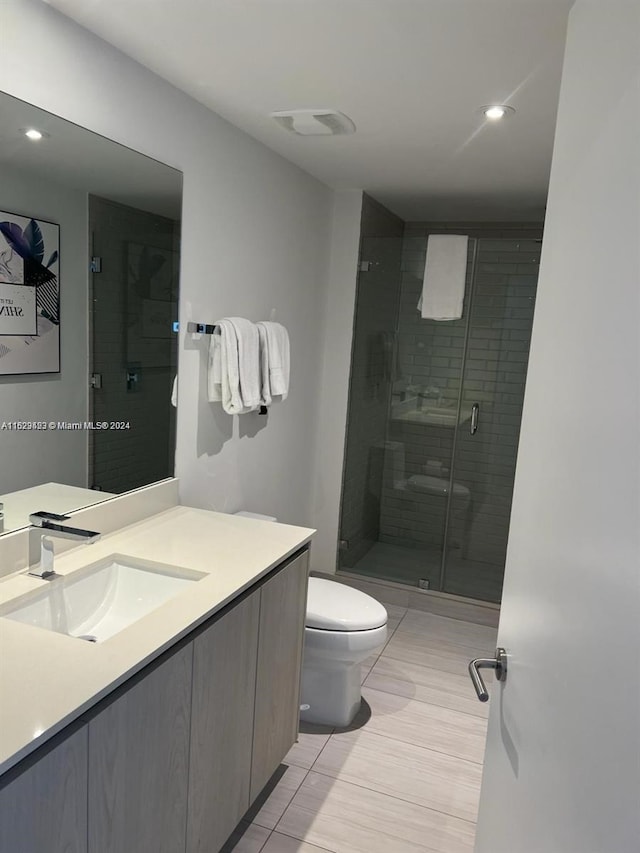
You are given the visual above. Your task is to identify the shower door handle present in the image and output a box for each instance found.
[468,647,508,702]
[470,403,480,435]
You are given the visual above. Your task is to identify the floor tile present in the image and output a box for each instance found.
[360,653,378,685]
[382,631,495,677]
[313,728,483,822]
[398,611,498,649]
[262,832,333,852]
[222,821,272,852]
[384,602,408,619]
[406,591,500,627]
[286,723,334,769]
[364,656,489,718]
[251,764,309,829]
[277,771,476,853]
[342,688,487,764]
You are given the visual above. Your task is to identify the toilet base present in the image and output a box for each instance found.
[300,662,362,728]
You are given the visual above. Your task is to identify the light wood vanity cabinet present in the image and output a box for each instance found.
[251,551,309,799]
[0,725,88,853]
[0,547,309,853]
[87,645,193,853]
[187,592,260,853]
[188,548,309,852]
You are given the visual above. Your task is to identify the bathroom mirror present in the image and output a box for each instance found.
[0,92,182,535]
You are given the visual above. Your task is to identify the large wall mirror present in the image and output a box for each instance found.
[0,92,182,535]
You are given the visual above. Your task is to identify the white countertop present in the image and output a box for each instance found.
[0,506,314,776]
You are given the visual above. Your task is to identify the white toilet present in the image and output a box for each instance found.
[233,512,388,728]
[300,578,388,727]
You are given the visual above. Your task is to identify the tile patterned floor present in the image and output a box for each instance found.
[225,604,498,853]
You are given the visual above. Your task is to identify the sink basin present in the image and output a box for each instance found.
[391,403,472,428]
[0,554,205,643]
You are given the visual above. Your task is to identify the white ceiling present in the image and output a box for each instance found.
[46,0,573,221]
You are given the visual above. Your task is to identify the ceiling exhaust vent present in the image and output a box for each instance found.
[270,109,356,136]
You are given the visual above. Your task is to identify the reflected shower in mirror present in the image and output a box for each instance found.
[0,92,182,535]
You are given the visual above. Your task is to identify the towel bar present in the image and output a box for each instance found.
[187,321,219,335]
[187,321,268,414]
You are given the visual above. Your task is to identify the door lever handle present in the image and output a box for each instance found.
[468,647,507,702]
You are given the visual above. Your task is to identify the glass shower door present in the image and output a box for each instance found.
[442,238,540,602]
[339,234,475,588]
[338,236,404,575]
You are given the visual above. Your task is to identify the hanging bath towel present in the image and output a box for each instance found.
[417,234,469,321]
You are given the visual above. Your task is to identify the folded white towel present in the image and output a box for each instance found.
[417,235,469,321]
[256,323,271,407]
[207,333,223,402]
[171,375,178,408]
[207,318,261,414]
[256,321,290,402]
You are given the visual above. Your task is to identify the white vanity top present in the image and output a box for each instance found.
[0,506,314,776]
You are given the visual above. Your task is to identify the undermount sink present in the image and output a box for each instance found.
[0,555,205,643]
[391,402,472,428]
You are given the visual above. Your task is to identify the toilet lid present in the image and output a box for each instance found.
[306,578,388,631]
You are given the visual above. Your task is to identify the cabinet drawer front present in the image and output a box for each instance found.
[187,592,260,853]
[251,551,309,800]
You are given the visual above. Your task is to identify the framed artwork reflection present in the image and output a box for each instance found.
[0,210,60,375]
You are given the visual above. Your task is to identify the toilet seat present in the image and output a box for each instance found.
[304,623,388,657]
[306,578,387,631]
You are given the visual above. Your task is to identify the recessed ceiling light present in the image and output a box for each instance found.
[480,105,515,121]
[22,127,51,141]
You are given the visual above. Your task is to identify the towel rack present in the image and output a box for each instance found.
[187,320,267,415]
[187,321,219,335]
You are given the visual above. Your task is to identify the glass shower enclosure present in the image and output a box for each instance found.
[337,231,541,604]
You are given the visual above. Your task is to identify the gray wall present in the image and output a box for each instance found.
[0,165,88,494]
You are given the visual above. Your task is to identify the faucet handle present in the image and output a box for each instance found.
[30,510,72,526]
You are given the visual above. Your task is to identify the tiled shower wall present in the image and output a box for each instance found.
[381,222,542,599]
[89,197,179,493]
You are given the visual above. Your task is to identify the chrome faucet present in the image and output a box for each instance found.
[29,512,101,579]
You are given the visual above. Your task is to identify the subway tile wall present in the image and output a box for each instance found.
[89,197,179,494]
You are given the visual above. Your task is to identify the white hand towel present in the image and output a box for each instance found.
[208,319,261,414]
[207,333,223,402]
[257,321,290,401]
[171,375,178,408]
[417,235,469,321]
[256,323,271,407]
[229,317,261,410]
